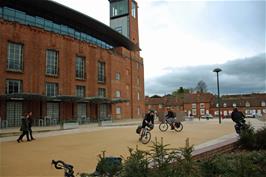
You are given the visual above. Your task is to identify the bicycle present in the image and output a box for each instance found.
[139,126,152,144]
[159,118,183,132]
[51,160,75,177]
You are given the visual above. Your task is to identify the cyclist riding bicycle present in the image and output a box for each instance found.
[165,107,176,130]
[139,110,155,140]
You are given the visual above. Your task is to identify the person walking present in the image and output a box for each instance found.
[17,113,30,143]
[27,112,35,140]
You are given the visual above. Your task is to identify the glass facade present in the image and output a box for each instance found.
[110,0,128,17]
[7,42,23,71]
[0,7,113,49]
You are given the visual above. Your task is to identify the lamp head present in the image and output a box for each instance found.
[213,68,222,73]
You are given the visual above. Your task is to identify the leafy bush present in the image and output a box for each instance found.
[120,148,149,177]
[238,123,256,150]
[255,126,266,150]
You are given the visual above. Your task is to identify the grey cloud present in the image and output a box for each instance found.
[145,53,266,96]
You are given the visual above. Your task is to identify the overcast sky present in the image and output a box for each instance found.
[53,0,266,96]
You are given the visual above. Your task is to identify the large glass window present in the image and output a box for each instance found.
[7,42,23,71]
[110,0,128,17]
[76,56,85,79]
[98,61,105,83]
[98,88,106,97]
[6,79,22,94]
[1,7,113,50]
[76,85,85,97]
[132,1,136,18]
[46,50,58,76]
[46,82,58,96]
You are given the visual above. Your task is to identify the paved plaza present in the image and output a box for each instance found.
[0,118,264,177]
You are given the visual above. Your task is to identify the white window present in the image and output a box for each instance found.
[245,102,250,107]
[131,1,136,18]
[200,109,205,115]
[116,107,121,114]
[200,103,205,108]
[115,90,121,98]
[76,85,85,97]
[223,103,227,107]
[192,109,196,116]
[261,101,266,107]
[7,42,23,71]
[115,72,121,80]
[192,103,196,109]
[233,103,237,107]
[46,50,59,76]
[137,107,140,115]
[137,77,140,86]
[46,82,58,96]
[6,79,22,94]
[137,91,140,100]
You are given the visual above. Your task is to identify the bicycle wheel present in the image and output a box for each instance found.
[174,122,183,132]
[159,123,168,132]
[141,131,151,144]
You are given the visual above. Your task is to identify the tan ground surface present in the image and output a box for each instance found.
[0,120,235,177]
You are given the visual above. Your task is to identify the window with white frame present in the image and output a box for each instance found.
[76,85,85,97]
[7,42,23,71]
[46,49,58,75]
[261,101,266,107]
[233,103,237,107]
[137,107,140,115]
[245,101,250,107]
[192,103,196,109]
[116,107,121,114]
[76,56,85,79]
[115,72,121,80]
[137,77,140,86]
[98,61,105,83]
[98,88,106,97]
[200,103,205,108]
[223,103,227,107]
[115,90,121,98]
[200,109,205,115]
[6,79,22,94]
[137,91,140,100]
[46,82,58,96]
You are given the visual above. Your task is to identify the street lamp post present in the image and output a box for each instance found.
[213,68,222,124]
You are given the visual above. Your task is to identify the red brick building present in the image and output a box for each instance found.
[145,93,266,119]
[210,93,266,118]
[0,0,144,127]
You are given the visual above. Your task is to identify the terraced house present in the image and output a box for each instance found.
[0,0,144,127]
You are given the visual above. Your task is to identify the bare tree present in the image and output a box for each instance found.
[195,80,208,93]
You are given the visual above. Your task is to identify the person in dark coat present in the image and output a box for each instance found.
[17,113,30,143]
[139,110,155,140]
[231,107,245,123]
[27,112,35,140]
[165,107,176,129]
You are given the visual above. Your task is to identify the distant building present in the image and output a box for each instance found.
[210,93,266,118]
[145,93,266,119]
[0,0,144,127]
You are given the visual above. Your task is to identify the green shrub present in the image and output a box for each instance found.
[238,123,256,150]
[255,126,266,150]
[120,148,149,177]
